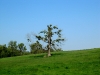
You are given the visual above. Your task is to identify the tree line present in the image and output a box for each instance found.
[0,25,65,58]
[0,40,62,58]
[0,41,28,58]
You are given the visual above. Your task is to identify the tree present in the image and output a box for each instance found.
[8,41,17,56]
[18,43,27,55]
[30,41,43,54]
[0,44,11,58]
[28,25,65,57]
[0,44,7,58]
[0,45,3,57]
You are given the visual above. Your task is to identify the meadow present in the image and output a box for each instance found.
[0,48,100,75]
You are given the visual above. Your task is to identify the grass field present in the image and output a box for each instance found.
[0,48,100,75]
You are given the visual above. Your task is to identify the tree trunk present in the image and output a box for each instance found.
[47,27,52,57]
[20,51,22,55]
[48,44,51,57]
[47,37,51,57]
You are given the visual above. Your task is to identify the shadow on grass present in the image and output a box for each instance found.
[29,52,64,58]
[51,53,63,56]
[29,54,44,58]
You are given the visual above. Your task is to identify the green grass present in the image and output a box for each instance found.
[0,48,100,75]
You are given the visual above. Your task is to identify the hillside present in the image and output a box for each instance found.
[0,48,100,75]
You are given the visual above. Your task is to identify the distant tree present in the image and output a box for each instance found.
[7,46,12,57]
[8,41,18,56]
[0,44,8,58]
[30,41,43,54]
[18,43,27,55]
[28,25,65,57]
[0,45,4,58]
[23,46,27,53]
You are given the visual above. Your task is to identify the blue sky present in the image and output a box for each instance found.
[0,0,100,51]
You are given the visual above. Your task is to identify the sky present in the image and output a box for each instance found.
[0,0,100,51]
